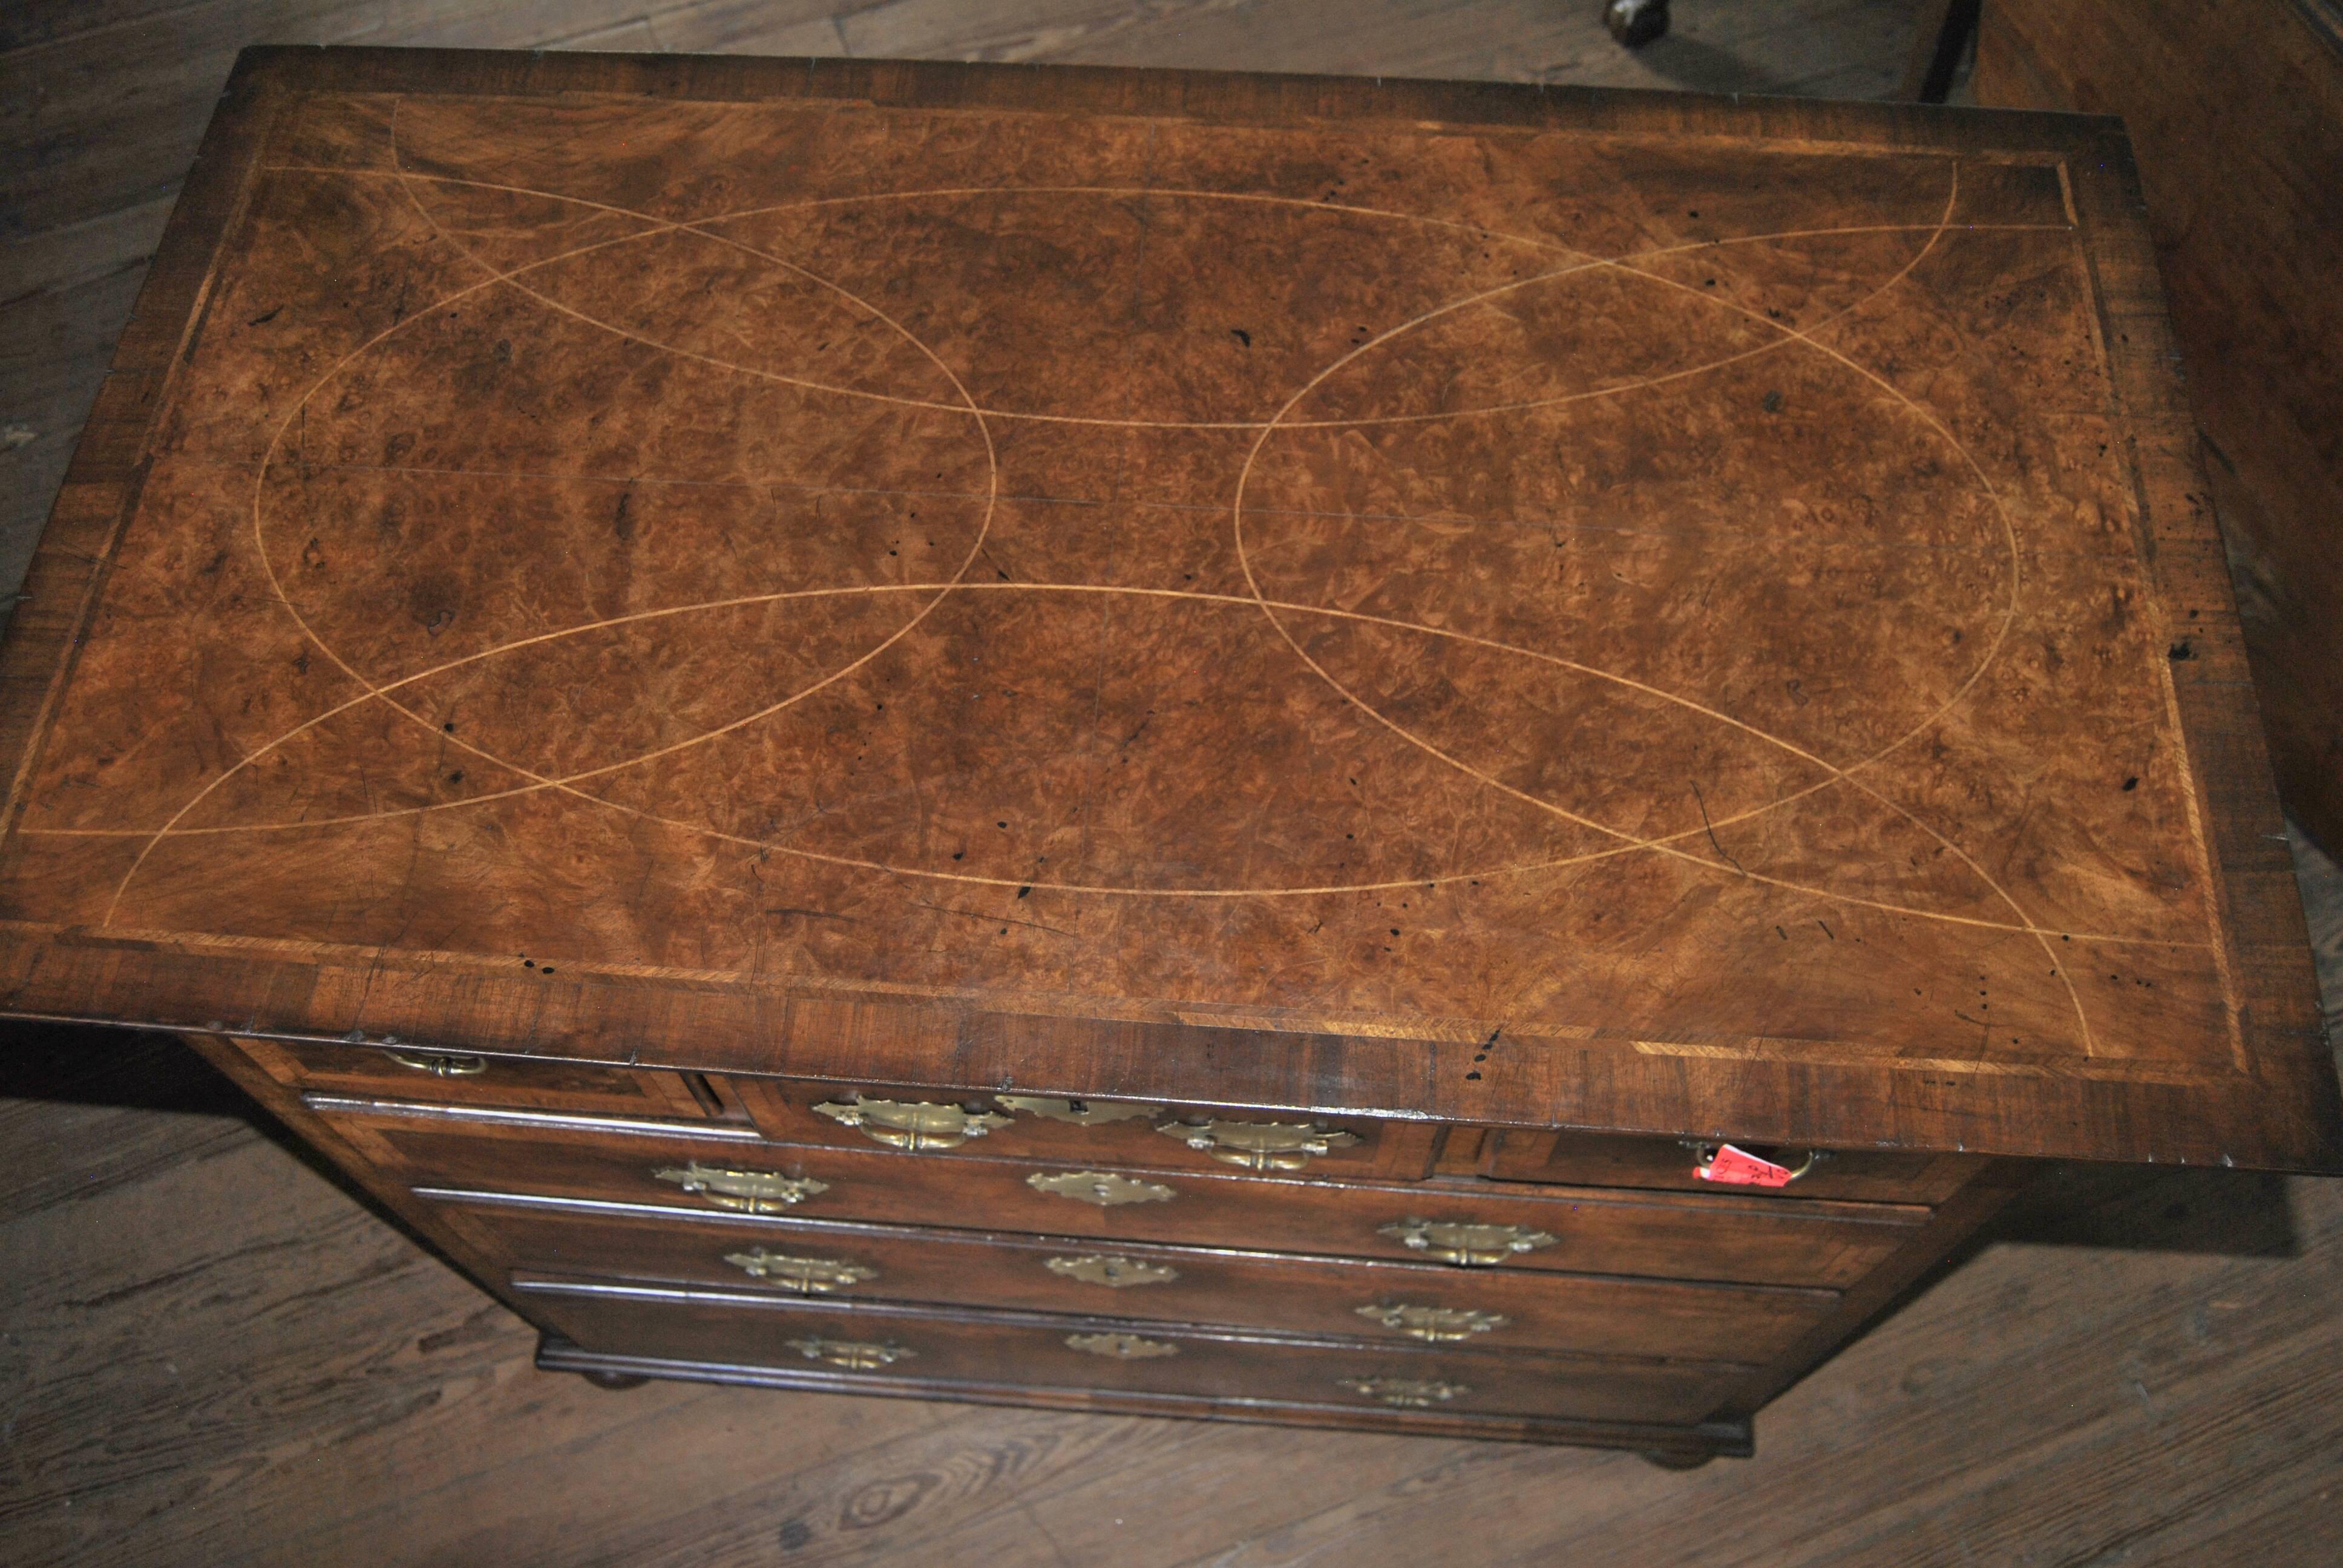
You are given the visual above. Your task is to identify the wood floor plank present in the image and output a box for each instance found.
[4,1138,489,1535]
[321,0,675,50]
[4,1123,735,1567]
[0,238,156,594]
[197,1350,750,1568]
[633,0,868,57]
[806,1418,1473,1568]
[0,1030,248,1215]
[0,0,219,57]
[474,1402,1162,1568]
[835,0,1610,78]
[2293,823,2343,1040]
[827,0,1924,95]
[0,1094,249,1218]
[2,0,668,231]
[2138,1470,2343,1568]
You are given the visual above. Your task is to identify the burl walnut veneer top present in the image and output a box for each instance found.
[4,50,2335,1168]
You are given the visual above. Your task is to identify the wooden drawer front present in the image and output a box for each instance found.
[733,1078,1434,1180]
[513,1276,1741,1427]
[429,1192,1837,1362]
[1484,1130,1981,1204]
[241,1037,709,1119]
[318,1101,1928,1288]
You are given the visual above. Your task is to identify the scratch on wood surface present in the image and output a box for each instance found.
[1690,778,1747,878]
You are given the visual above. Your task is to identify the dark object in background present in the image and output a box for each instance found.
[1604,0,1670,47]
[1900,0,1983,102]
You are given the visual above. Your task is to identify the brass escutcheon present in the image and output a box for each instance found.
[1155,1117,1362,1172]
[1339,1376,1469,1408]
[1065,1331,1179,1359]
[1352,1303,1510,1342]
[787,1337,910,1371]
[1044,1254,1179,1288]
[996,1095,1165,1126]
[1378,1218,1557,1267]
[382,1048,488,1077]
[651,1161,828,1215]
[811,1097,1010,1152]
[721,1249,876,1295]
[1026,1170,1177,1207]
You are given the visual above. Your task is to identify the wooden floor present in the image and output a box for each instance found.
[6,4,2343,1563]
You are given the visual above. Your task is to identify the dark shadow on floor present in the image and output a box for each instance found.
[1985,1160,2299,1256]
[0,1016,510,1291]
[1626,34,1789,96]
[1814,1161,2302,1383]
[0,1017,251,1116]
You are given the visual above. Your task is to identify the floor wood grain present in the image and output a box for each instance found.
[5,4,2340,1563]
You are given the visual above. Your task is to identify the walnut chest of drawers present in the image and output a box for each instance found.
[5,45,2338,1467]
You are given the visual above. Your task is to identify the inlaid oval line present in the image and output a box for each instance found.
[100,108,1011,924]
[77,146,2167,1014]
[1227,165,2097,1053]
[283,163,2069,431]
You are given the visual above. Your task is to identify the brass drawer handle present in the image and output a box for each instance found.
[1379,1218,1557,1267]
[812,1097,1010,1152]
[1066,1331,1178,1360]
[722,1249,875,1294]
[1155,1117,1361,1172]
[1686,1142,1832,1187]
[382,1049,489,1077]
[1027,1170,1176,1207]
[788,1337,911,1371]
[997,1094,1164,1126]
[1045,1254,1179,1288]
[652,1161,829,1215]
[1354,1303,1509,1342]
[1340,1376,1468,1409]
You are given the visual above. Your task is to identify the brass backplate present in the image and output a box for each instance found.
[1155,1116,1361,1171]
[1378,1218,1557,1266]
[1026,1170,1176,1206]
[651,1161,829,1215]
[1340,1376,1468,1408]
[1065,1331,1179,1360]
[1353,1302,1510,1342]
[723,1249,877,1294]
[787,1337,911,1371]
[1044,1253,1180,1288]
[811,1097,1010,1151]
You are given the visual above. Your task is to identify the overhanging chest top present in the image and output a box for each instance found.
[4,47,2335,1169]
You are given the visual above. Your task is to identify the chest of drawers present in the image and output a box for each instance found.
[4,45,2338,1469]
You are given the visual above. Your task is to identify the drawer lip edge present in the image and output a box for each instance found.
[510,1272,1765,1373]
[304,1094,767,1142]
[532,1336,1757,1454]
[422,1185,1848,1301]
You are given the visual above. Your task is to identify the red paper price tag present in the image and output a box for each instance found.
[1696,1143,1795,1187]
